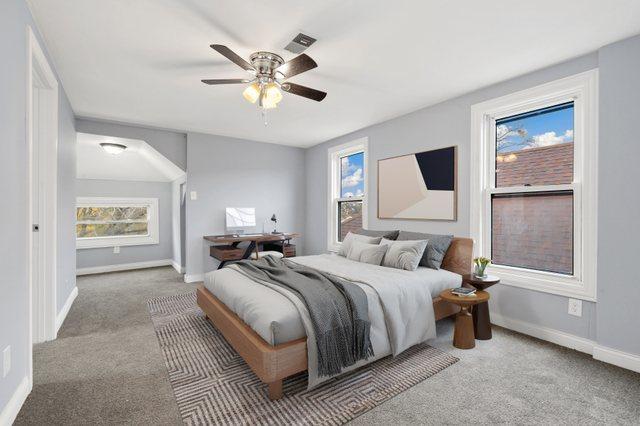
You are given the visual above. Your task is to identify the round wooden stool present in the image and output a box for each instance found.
[439,289,490,349]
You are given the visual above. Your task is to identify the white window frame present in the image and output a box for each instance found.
[76,197,160,249]
[327,138,368,252]
[470,70,598,301]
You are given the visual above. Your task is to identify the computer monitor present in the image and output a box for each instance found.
[225,207,256,234]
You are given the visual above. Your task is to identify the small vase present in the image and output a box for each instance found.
[474,264,487,278]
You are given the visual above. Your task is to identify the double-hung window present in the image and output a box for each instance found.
[328,138,368,252]
[76,197,159,249]
[470,71,598,300]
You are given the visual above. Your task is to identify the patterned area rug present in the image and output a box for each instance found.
[148,292,458,425]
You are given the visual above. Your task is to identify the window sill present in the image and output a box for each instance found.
[488,264,596,302]
[76,235,159,250]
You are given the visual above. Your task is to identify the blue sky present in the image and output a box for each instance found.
[497,104,574,153]
[341,152,364,197]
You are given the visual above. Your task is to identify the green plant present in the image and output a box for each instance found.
[473,257,491,276]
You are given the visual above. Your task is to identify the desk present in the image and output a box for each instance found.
[203,233,300,269]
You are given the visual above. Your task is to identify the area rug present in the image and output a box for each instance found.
[148,292,458,425]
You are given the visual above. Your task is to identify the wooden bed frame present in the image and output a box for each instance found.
[196,237,473,400]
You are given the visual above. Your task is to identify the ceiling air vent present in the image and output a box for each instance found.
[284,33,316,54]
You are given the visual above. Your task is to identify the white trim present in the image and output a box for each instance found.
[492,313,640,374]
[593,345,640,374]
[470,70,598,301]
[184,273,205,283]
[55,286,78,333]
[26,27,59,398]
[327,138,369,252]
[76,259,172,276]
[76,197,160,249]
[490,313,594,355]
[172,261,184,274]
[0,376,31,426]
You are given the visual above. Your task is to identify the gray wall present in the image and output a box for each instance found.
[596,34,640,356]
[75,118,187,171]
[0,0,76,413]
[57,84,78,312]
[305,52,600,341]
[185,132,306,278]
[76,179,173,269]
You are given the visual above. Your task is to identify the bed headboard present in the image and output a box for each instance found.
[441,237,473,276]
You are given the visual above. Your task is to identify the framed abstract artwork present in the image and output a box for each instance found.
[377,146,457,220]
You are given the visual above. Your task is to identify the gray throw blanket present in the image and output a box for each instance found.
[231,256,374,376]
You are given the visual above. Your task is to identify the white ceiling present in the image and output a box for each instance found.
[29,0,640,147]
[77,133,185,182]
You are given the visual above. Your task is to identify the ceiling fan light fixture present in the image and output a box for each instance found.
[242,82,260,104]
[99,142,127,155]
[263,83,282,105]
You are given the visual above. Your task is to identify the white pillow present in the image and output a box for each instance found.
[347,241,389,265]
[338,232,382,257]
[380,238,428,271]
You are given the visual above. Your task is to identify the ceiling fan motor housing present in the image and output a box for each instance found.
[249,52,284,81]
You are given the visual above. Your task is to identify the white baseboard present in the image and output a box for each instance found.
[491,313,640,374]
[593,345,640,373]
[55,286,78,333]
[171,261,184,274]
[76,259,173,276]
[0,376,30,426]
[490,312,595,355]
[184,273,204,283]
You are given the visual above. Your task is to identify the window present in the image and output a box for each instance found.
[328,138,368,251]
[76,197,159,249]
[471,71,598,300]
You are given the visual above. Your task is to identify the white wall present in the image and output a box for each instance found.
[185,132,306,281]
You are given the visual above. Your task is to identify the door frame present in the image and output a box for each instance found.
[26,25,58,380]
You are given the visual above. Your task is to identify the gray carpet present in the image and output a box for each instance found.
[16,267,640,425]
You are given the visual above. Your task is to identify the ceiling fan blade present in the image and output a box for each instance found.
[201,78,252,85]
[210,44,254,72]
[276,54,317,78]
[281,83,327,102]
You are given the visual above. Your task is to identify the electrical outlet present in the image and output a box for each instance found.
[3,346,11,378]
[568,298,582,317]
[113,246,120,254]
[190,191,197,201]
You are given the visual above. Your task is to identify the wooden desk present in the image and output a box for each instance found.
[203,233,300,269]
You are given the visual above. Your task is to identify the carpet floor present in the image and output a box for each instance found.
[149,292,458,425]
[16,266,640,425]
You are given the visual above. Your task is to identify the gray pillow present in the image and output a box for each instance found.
[380,238,428,271]
[354,228,400,241]
[397,231,453,269]
[338,232,382,257]
[347,241,389,265]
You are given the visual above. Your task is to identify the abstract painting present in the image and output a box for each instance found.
[378,146,456,220]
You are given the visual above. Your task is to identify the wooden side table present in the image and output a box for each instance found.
[439,289,490,349]
[462,274,500,340]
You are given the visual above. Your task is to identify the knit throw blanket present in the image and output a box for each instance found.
[231,256,374,377]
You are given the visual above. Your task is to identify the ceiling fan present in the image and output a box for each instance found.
[201,45,327,118]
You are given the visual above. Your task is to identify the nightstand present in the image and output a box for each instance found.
[439,289,490,349]
[462,274,500,340]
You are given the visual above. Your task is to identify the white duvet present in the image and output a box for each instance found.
[204,253,461,388]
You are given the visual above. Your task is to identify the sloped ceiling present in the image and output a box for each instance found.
[77,133,185,182]
[29,0,640,147]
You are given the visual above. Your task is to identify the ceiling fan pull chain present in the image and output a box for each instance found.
[262,109,268,126]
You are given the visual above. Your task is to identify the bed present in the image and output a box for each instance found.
[196,237,473,400]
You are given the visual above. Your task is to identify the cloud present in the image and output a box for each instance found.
[343,192,354,197]
[355,188,364,196]
[342,168,363,188]
[341,157,357,175]
[525,129,573,149]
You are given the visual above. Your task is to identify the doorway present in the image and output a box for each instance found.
[27,26,59,355]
